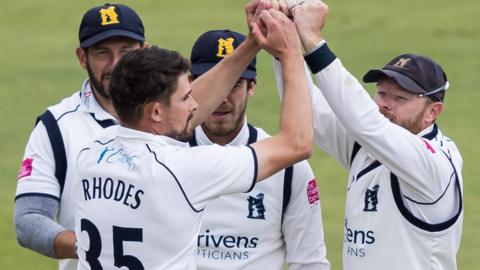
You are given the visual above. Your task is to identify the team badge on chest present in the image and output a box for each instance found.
[247,193,266,220]
[363,184,379,212]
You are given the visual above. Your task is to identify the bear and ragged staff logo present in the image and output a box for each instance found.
[247,193,266,219]
[99,6,120,26]
[363,184,380,212]
[393,58,411,68]
[216,38,235,58]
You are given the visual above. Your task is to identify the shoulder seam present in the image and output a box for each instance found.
[56,104,81,122]
[146,143,203,213]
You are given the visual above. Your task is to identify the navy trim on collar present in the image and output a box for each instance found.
[188,130,198,147]
[189,123,258,147]
[422,123,439,140]
[89,113,117,128]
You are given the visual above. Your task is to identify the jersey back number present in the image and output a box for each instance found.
[80,218,145,270]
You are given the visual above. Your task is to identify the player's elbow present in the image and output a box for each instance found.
[14,214,30,248]
[290,132,313,161]
[15,233,28,249]
[297,146,313,161]
[298,139,313,160]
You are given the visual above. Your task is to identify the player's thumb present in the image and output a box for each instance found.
[251,22,268,46]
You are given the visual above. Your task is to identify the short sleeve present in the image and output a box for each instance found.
[15,122,61,200]
[167,144,257,210]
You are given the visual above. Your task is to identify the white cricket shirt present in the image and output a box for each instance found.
[16,80,118,270]
[73,126,257,270]
[192,122,330,270]
[299,46,463,270]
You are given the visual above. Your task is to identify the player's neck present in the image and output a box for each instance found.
[122,118,161,136]
[93,90,119,120]
[206,133,237,146]
[203,125,243,146]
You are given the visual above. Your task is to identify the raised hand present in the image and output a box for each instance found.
[245,0,272,34]
[251,9,301,60]
[291,0,329,51]
[277,0,291,17]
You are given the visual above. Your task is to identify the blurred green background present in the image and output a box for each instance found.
[1,0,478,269]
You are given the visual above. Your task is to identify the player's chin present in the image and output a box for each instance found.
[178,126,195,142]
[173,133,192,142]
[380,112,396,123]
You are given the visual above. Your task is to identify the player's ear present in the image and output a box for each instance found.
[247,79,257,97]
[76,47,87,70]
[424,101,443,124]
[148,101,164,123]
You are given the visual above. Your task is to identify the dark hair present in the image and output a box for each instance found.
[110,46,190,125]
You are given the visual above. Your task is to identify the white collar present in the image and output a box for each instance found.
[117,126,189,147]
[417,124,435,137]
[79,79,118,122]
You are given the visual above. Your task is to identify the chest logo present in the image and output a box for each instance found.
[247,193,265,220]
[363,184,379,212]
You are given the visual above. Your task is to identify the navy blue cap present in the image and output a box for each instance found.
[363,53,448,101]
[79,3,145,48]
[190,30,256,79]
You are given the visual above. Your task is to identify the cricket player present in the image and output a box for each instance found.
[14,2,270,269]
[14,4,146,269]
[189,29,329,270]
[272,1,463,269]
[73,9,312,269]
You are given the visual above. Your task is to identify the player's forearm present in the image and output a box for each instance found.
[190,35,260,127]
[278,52,313,160]
[14,195,65,258]
[273,57,350,167]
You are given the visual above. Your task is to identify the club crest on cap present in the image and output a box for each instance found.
[190,30,256,79]
[216,38,235,58]
[99,6,120,26]
[393,57,411,68]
